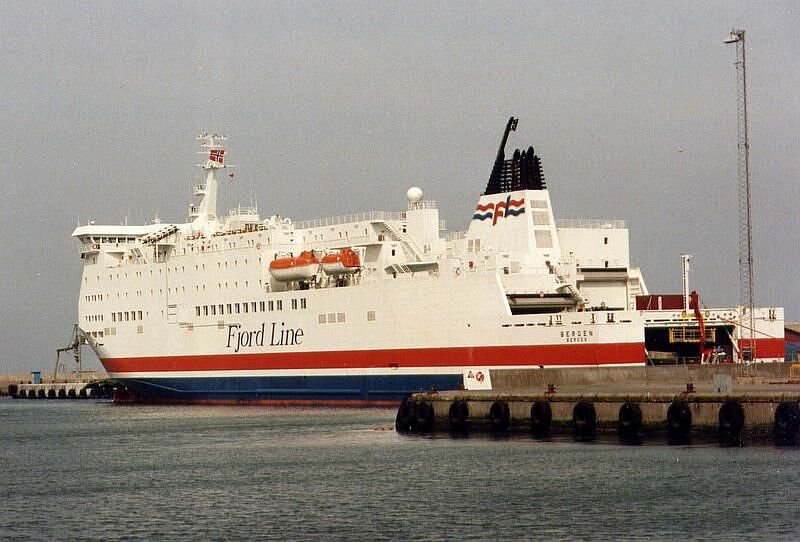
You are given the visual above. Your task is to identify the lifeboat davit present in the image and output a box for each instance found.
[321,248,361,276]
[269,251,319,282]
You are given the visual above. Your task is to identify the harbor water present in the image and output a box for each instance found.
[1,398,798,541]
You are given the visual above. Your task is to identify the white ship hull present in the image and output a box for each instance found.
[71,123,784,404]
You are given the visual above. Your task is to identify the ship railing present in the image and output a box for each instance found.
[227,205,259,217]
[556,218,626,229]
[381,220,425,262]
[296,211,405,230]
[444,230,466,241]
[406,200,438,210]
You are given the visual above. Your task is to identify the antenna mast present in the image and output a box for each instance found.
[724,29,755,361]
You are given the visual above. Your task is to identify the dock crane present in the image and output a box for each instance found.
[54,324,86,380]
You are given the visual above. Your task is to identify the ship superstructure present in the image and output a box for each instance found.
[72,122,785,404]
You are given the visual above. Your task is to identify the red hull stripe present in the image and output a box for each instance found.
[102,343,645,373]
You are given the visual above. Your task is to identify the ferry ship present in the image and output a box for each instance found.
[72,118,785,404]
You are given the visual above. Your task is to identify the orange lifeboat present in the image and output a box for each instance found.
[321,248,361,276]
[269,251,319,282]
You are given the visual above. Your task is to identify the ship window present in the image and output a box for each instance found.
[532,200,548,209]
[327,313,336,323]
[227,303,232,314]
[604,237,608,245]
[367,310,376,321]
[196,306,201,317]
[124,312,129,321]
[210,305,216,316]
[259,301,265,312]
[138,310,142,320]
[337,312,345,323]
[534,230,553,248]
[319,314,326,324]
[276,300,283,311]
[111,313,116,322]
[203,306,209,316]
[118,312,123,322]
[268,300,274,311]
[219,304,224,315]
[301,298,307,309]
[532,211,550,225]
[251,302,256,312]
[391,249,396,256]
[235,303,240,314]
[291,299,298,310]
[243,303,248,313]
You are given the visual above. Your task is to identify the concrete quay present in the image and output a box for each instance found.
[2,371,116,400]
[396,364,800,444]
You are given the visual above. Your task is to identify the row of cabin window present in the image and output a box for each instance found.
[111,311,143,322]
[85,294,104,302]
[318,312,346,324]
[318,310,376,324]
[195,298,308,318]
[85,314,104,322]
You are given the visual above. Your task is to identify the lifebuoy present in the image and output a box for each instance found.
[718,399,745,438]
[573,401,596,437]
[448,400,469,432]
[618,402,642,437]
[667,400,692,441]
[530,400,552,435]
[489,400,510,433]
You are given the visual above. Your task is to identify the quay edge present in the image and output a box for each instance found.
[395,364,800,443]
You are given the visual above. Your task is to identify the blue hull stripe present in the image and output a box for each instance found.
[118,374,463,403]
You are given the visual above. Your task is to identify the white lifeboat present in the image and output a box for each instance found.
[321,248,361,276]
[269,251,319,282]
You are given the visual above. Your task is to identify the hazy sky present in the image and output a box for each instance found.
[1,1,798,373]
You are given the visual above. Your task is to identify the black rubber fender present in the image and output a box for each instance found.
[667,400,692,439]
[618,402,642,436]
[530,400,552,434]
[573,401,596,436]
[415,400,435,432]
[774,401,800,439]
[718,399,745,437]
[395,396,416,433]
[448,400,469,432]
[489,400,510,432]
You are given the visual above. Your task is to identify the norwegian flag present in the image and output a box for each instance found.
[209,149,225,164]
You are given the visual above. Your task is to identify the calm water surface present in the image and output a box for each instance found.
[1,398,798,541]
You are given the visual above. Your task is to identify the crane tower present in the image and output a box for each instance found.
[724,29,755,360]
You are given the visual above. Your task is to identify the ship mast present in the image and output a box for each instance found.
[190,133,230,234]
